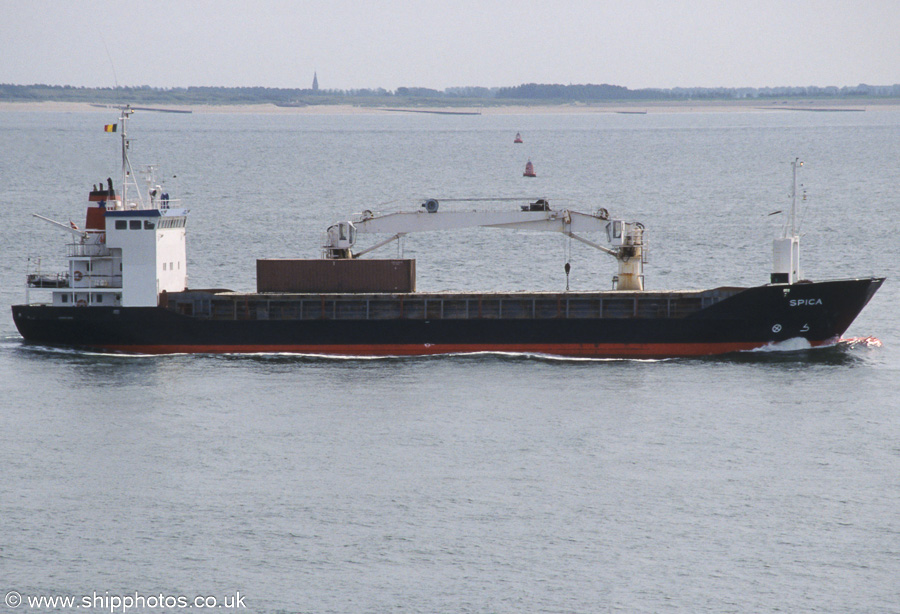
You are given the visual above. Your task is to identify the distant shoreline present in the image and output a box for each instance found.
[1,99,897,115]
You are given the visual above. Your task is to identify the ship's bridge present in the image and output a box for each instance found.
[104,208,189,307]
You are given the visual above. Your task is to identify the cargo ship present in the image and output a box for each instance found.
[11,111,884,357]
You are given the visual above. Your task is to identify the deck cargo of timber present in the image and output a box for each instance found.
[11,111,884,358]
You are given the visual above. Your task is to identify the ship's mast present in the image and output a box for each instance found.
[788,157,803,238]
[772,158,803,284]
[120,107,130,205]
[118,106,145,209]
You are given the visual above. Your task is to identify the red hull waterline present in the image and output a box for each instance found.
[93,339,837,357]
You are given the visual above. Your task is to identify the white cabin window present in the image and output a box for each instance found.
[129,220,141,230]
[158,217,185,228]
[61,294,69,303]
[96,294,103,303]
[115,220,127,230]
[144,220,155,229]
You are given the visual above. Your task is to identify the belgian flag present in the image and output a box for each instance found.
[104,124,117,132]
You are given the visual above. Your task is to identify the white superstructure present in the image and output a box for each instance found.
[26,107,189,308]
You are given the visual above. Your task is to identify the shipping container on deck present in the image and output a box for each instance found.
[257,259,416,293]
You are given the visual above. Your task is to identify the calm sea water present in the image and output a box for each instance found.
[1,108,898,613]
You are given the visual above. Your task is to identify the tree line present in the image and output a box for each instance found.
[2,82,898,106]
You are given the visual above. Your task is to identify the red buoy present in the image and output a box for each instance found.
[523,160,536,177]
[514,132,523,143]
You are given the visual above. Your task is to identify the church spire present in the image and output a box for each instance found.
[312,72,319,91]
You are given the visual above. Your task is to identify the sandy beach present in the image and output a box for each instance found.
[2,99,897,115]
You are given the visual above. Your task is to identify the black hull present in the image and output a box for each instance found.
[11,278,884,358]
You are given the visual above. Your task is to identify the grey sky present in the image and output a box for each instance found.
[2,0,897,90]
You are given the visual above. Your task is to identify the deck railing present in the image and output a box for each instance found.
[67,243,111,258]
[169,291,739,322]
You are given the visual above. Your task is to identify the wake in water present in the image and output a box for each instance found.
[714,335,883,365]
[12,345,158,359]
[749,337,816,353]
[9,338,664,364]
[747,335,882,353]
[7,335,881,365]
[839,336,883,349]
[220,350,668,365]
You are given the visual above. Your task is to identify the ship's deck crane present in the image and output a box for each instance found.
[323,198,646,290]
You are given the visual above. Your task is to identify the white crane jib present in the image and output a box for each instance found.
[323,199,646,290]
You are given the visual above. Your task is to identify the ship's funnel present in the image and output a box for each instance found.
[86,178,120,230]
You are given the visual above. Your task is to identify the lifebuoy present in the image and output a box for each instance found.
[76,299,87,307]
[73,270,83,282]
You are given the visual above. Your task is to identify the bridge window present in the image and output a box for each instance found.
[144,220,155,229]
[129,220,141,230]
[158,217,186,229]
[115,220,127,230]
